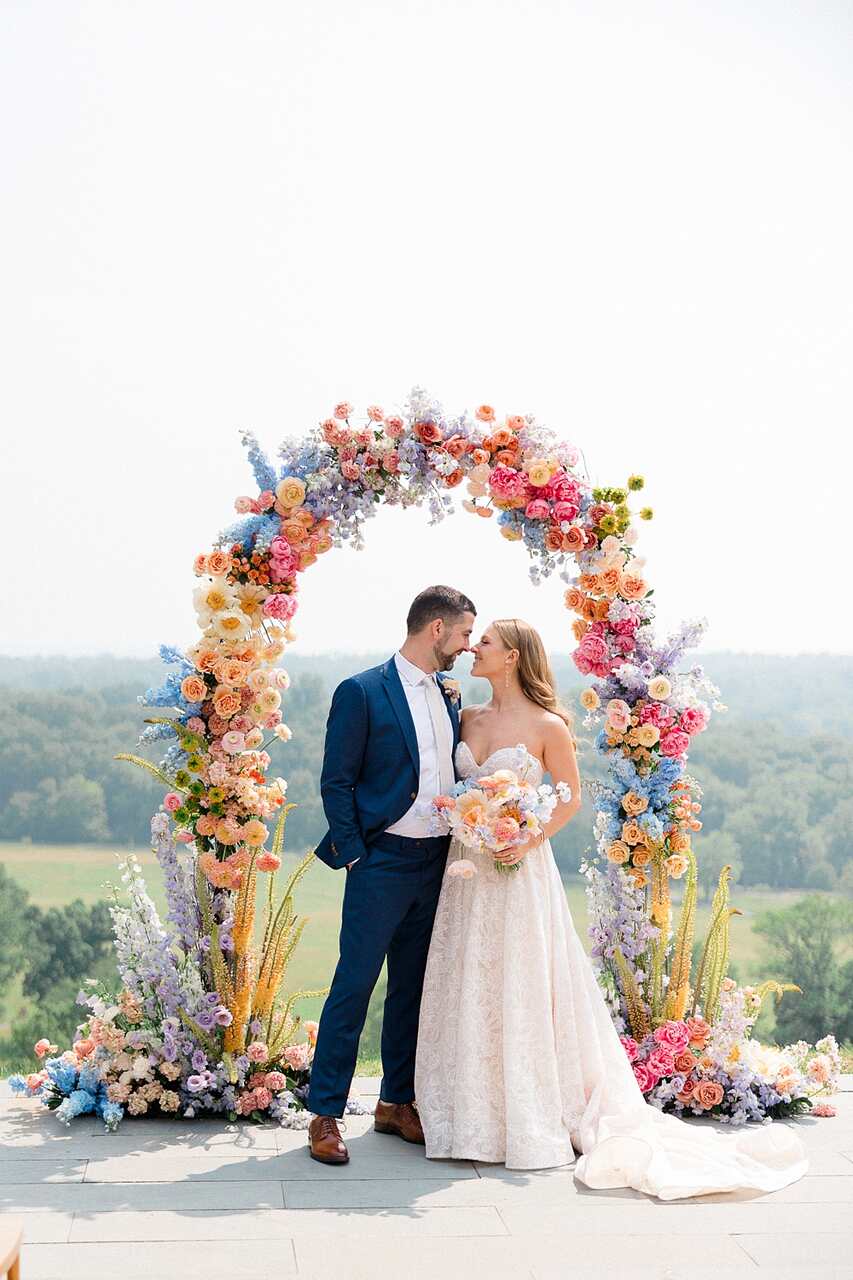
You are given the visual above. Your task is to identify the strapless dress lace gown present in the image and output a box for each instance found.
[414,742,808,1198]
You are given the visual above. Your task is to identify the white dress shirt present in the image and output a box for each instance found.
[385,651,455,838]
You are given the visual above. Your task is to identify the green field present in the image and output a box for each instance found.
[2,839,820,1046]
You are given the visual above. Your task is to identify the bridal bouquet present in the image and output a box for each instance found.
[432,745,572,875]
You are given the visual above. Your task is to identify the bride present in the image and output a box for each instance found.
[414,618,808,1199]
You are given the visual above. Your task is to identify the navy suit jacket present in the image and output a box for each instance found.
[315,656,461,870]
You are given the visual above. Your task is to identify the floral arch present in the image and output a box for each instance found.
[10,388,838,1127]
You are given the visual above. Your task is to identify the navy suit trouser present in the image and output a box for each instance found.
[307,831,449,1118]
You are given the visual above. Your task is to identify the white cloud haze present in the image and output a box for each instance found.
[1,0,851,659]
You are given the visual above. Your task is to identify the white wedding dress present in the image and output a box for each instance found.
[414,742,809,1199]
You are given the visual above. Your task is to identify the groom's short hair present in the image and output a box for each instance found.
[406,585,476,634]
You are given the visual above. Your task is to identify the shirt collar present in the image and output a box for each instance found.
[394,651,435,687]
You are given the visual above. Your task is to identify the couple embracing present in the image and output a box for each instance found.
[307,587,808,1200]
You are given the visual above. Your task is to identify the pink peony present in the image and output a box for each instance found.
[647,1048,677,1079]
[660,730,691,758]
[620,1035,640,1063]
[552,500,579,523]
[524,498,550,521]
[263,594,298,621]
[680,706,708,735]
[488,464,528,502]
[653,1020,692,1054]
[633,1061,657,1093]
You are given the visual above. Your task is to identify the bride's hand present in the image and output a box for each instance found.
[494,831,544,865]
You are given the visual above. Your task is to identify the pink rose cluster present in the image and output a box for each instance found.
[574,623,615,678]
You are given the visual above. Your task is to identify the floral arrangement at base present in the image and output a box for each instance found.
[617,985,841,1124]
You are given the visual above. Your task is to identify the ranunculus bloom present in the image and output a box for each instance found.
[475,404,495,422]
[220,730,246,755]
[647,676,672,701]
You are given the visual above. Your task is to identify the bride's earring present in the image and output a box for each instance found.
[504,662,511,690]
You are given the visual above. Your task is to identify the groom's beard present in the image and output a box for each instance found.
[433,644,460,672]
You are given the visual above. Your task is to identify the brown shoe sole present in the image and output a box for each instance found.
[374,1121,426,1145]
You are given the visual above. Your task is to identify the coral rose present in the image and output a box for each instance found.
[693,1080,724,1109]
[414,420,443,445]
[674,1051,696,1074]
[619,571,648,600]
[181,674,207,703]
[564,587,585,613]
[475,404,496,422]
[207,550,232,576]
[561,526,586,555]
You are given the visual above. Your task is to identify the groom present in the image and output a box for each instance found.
[307,585,476,1164]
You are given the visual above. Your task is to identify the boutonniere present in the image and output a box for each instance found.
[441,678,462,705]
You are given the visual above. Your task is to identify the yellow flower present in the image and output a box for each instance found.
[276,476,307,509]
[580,688,600,711]
[647,676,672,701]
[500,526,523,541]
[636,724,659,747]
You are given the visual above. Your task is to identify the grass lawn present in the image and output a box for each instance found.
[0,841,840,1046]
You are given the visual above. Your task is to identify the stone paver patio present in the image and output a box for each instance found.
[2,1075,853,1280]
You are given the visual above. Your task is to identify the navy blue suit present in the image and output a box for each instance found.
[307,656,460,1117]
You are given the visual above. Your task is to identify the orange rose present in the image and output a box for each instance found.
[212,686,241,719]
[475,404,496,422]
[684,1016,710,1045]
[674,1051,695,1074]
[564,587,585,613]
[295,507,314,527]
[471,448,490,466]
[619,571,648,600]
[693,1080,724,1109]
[581,597,598,622]
[631,847,651,868]
[494,449,517,467]
[506,415,526,431]
[415,420,443,444]
[606,840,631,864]
[490,428,513,449]
[622,790,649,817]
[598,566,621,597]
[281,520,308,545]
[196,649,220,674]
[444,435,469,460]
[676,1083,697,1105]
[180,675,207,703]
[579,573,599,593]
[621,819,644,845]
[629,867,648,889]
[545,528,564,553]
[561,527,586,555]
[571,618,589,641]
[444,469,464,487]
[207,550,232,576]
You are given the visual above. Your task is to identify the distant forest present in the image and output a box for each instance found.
[1,652,851,895]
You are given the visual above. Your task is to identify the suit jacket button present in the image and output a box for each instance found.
[410,791,417,800]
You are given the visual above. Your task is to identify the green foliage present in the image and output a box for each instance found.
[753,896,853,1044]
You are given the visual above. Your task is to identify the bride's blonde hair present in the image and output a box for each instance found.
[492,619,575,741]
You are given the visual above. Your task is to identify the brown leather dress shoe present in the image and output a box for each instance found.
[308,1115,349,1165]
[373,1099,425,1145]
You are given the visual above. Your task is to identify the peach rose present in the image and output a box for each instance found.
[561,526,586,555]
[606,840,631,864]
[665,854,688,878]
[564,587,585,613]
[693,1080,724,1109]
[674,1051,696,1074]
[619,571,649,600]
[572,618,590,641]
[669,830,691,855]
[545,528,564,553]
[622,790,649,817]
[620,817,643,845]
[207,550,232,576]
[636,723,660,747]
[179,674,207,704]
[213,687,242,719]
[598,566,621,597]
[684,1016,710,1045]
[579,687,600,711]
[475,404,496,422]
[276,476,307,509]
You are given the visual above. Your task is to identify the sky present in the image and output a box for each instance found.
[1,0,851,659]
